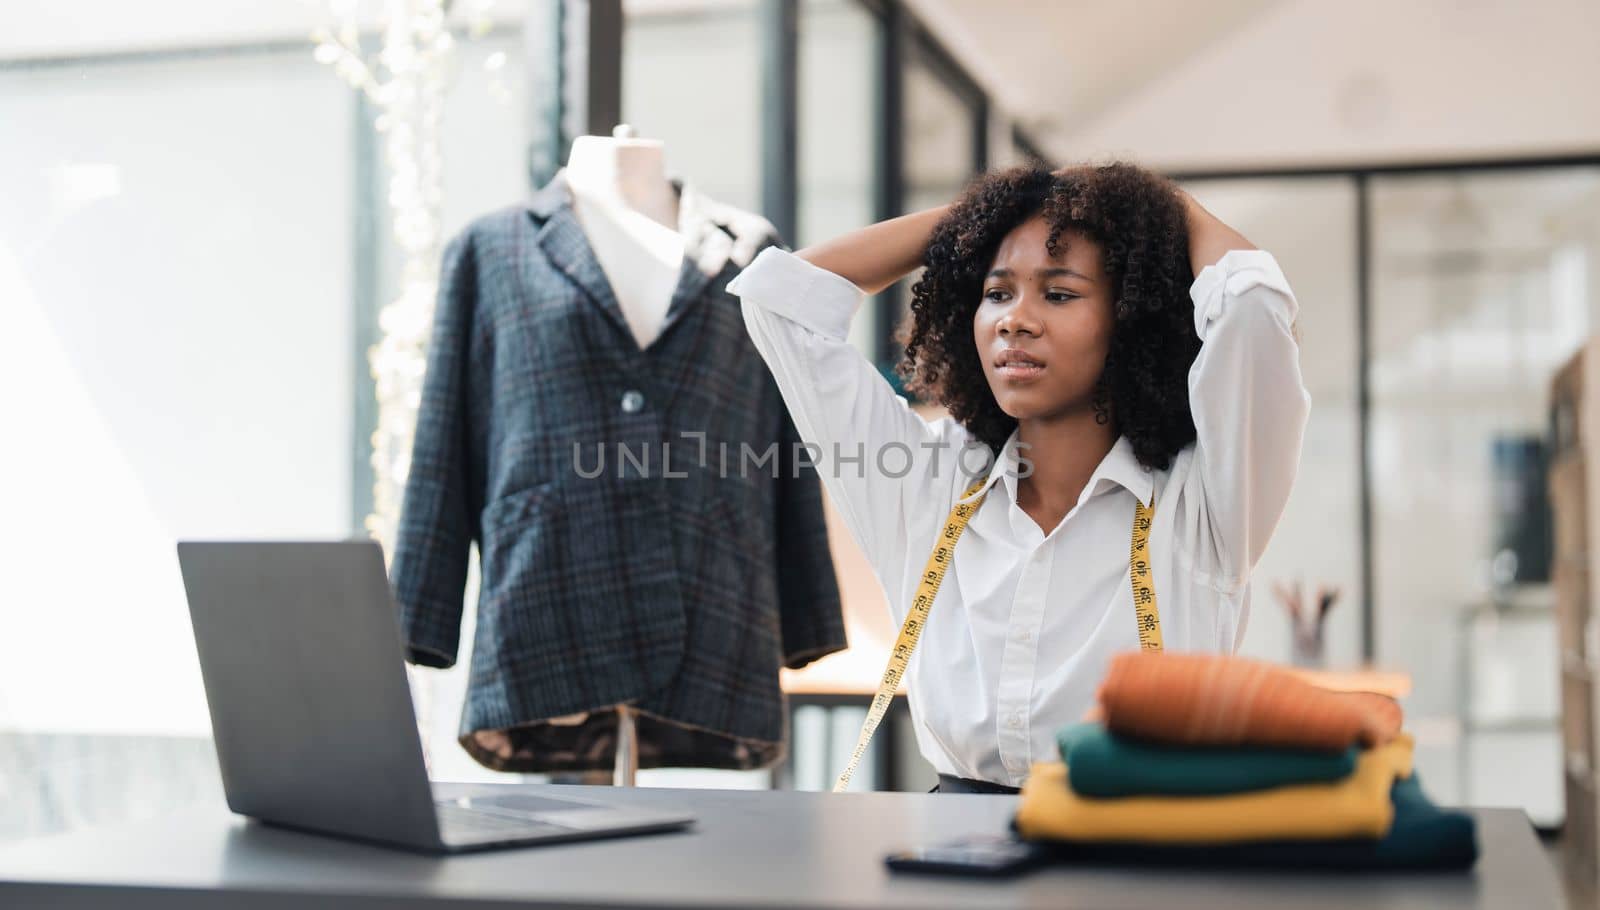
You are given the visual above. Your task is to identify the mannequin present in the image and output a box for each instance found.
[547,124,689,784]
[564,124,685,350]
[393,121,846,784]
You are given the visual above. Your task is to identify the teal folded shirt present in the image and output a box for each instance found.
[1057,722,1360,798]
[1019,774,1478,870]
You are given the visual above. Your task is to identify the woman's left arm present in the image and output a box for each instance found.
[1179,189,1312,586]
[1183,190,1257,276]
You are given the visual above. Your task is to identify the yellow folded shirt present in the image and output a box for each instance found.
[1015,734,1414,845]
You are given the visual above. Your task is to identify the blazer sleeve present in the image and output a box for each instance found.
[774,399,848,669]
[389,228,486,669]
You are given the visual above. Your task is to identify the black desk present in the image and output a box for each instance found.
[0,781,1562,909]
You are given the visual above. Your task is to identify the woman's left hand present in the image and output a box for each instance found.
[1176,187,1257,277]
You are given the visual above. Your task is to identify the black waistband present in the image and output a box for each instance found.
[935,774,1021,795]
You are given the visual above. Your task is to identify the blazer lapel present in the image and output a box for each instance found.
[527,175,635,343]
[526,173,764,350]
[658,255,715,341]
[537,210,636,342]
[656,179,768,341]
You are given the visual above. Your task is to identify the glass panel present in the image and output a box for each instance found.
[799,0,878,360]
[791,0,906,791]
[438,33,535,240]
[883,44,980,375]
[903,49,975,214]
[0,47,355,838]
[0,49,356,737]
[622,0,761,214]
[1371,166,1600,825]
[1179,178,1364,672]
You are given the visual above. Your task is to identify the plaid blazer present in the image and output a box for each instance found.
[389,175,846,773]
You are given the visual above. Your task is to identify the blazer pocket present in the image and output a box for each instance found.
[475,481,562,661]
[480,481,558,533]
[706,474,769,547]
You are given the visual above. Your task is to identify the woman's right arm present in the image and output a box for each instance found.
[794,205,950,295]
[727,210,968,592]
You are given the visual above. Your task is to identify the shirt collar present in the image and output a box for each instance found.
[1090,435,1156,508]
[964,429,1154,509]
[527,170,772,277]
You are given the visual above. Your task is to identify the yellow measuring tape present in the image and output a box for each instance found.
[1130,497,1163,653]
[832,478,1163,793]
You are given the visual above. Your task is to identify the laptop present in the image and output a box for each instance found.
[175,540,694,853]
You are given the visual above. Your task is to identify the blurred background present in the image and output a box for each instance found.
[3,0,1599,890]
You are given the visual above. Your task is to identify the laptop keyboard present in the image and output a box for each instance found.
[449,793,601,814]
[433,802,572,841]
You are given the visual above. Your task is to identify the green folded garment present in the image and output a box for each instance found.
[1023,774,1479,871]
[1058,722,1359,798]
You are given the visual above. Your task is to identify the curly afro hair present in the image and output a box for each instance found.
[898,162,1200,471]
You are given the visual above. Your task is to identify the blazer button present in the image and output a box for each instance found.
[620,389,645,414]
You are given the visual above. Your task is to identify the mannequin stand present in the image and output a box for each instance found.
[614,705,638,787]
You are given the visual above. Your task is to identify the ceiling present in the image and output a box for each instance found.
[904,0,1287,155]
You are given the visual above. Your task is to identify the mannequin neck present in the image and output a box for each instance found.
[565,135,679,232]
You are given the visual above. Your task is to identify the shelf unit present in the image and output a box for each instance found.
[1551,341,1600,884]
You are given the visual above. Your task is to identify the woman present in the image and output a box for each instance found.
[726,162,1310,794]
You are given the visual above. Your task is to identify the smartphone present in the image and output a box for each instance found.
[884,834,1046,877]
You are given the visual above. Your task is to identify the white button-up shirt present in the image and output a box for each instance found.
[726,246,1310,787]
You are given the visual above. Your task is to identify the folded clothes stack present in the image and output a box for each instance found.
[1014,652,1479,870]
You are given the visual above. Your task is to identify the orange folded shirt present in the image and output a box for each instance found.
[1097,652,1402,752]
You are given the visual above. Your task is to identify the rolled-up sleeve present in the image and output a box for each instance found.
[1184,249,1312,589]
[727,246,860,342]
[727,248,959,592]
